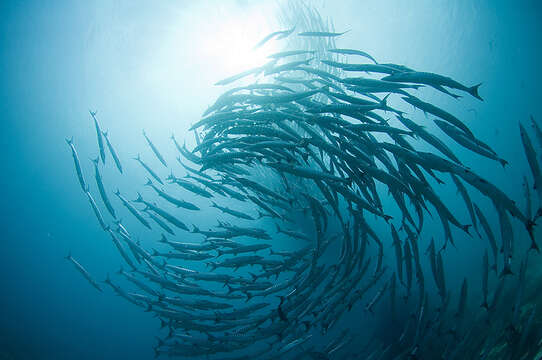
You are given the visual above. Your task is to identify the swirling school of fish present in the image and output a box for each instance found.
[65,24,542,360]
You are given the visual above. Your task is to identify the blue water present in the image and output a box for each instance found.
[1,1,541,359]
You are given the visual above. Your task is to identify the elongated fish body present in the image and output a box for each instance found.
[134,154,163,185]
[145,178,199,210]
[118,267,159,297]
[65,253,102,292]
[85,188,108,230]
[383,71,482,100]
[519,122,542,206]
[144,209,174,235]
[327,48,377,64]
[102,131,123,173]
[451,174,478,235]
[113,189,151,230]
[167,175,213,198]
[216,244,271,257]
[456,278,468,318]
[397,115,461,163]
[176,157,213,181]
[66,138,86,192]
[473,204,498,271]
[91,158,116,219]
[268,50,315,59]
[90,111,106,163]
[298,30,350,37]
[106,228,136,270]
[402,95,474,138]
[104,275,141,307]
[435,120,507,167]
[253,26,295,49]
[481,250,489,309]
[142,130,167,167]
[211,202,254,220]
[495,203,513,277]
[403,240,413,298]
[134,193,188,231]
[523,175,533,220]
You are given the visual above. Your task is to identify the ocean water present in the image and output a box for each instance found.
[1,1,541,359]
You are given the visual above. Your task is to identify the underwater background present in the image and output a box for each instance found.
[1,1,542,359]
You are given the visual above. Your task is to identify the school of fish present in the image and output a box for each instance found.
[65,7,542,360]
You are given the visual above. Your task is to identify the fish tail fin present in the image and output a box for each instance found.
[216,249,224,257]
[103,273,111,284]
[89,110,97,117]
[91,157,99,166]
[243,291,252,302]
[133,153,140,161]
[157,318,169,330]
[170,133,175,141]
[481,301,489,310]
[462,224,472,234]
[151,248,159,257]
[211,201,217,208]
[114,189,120,196]
[206,262,217,271]
[499,158,508,167]
[65,137,73,145]
[101,130,108,137]
[145,178,153,186]
[249,272,258,282]
[226,284,234,294]
[64,251,71,260]
[134,192,143,203]
[159,234,168,243]
[380,94,390,108]
[192,224,199,233]
[499,265,513,278]
[469,83,483,101]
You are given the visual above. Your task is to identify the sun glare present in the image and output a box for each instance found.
[198,7,280,77]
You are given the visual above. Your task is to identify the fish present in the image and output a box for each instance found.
[65,252,102,292]
[106,228,136,270]
[85,187,108,230]
[211,202,254,220]
[435,120,507,167]
[327,48,377,64]
[133,193,189,231]
[113,189,152,230]
[298,30,350,37]
[91,157,116,219]
[102,131,123,173]
[519,121,542,209]
[142,130,167,167]
[90,110,106,163]
[253,26,295,49]
[134,154,163,185]
[144,209,175,235]
[456,278,468,318]
[66,137,86,192]
[268,50,315,59]
[402,95,474,138]
[382,71,483,100]
[64,20,542,359]
[145,178,200,210]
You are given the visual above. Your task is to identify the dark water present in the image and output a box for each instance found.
[1,1,541,359]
